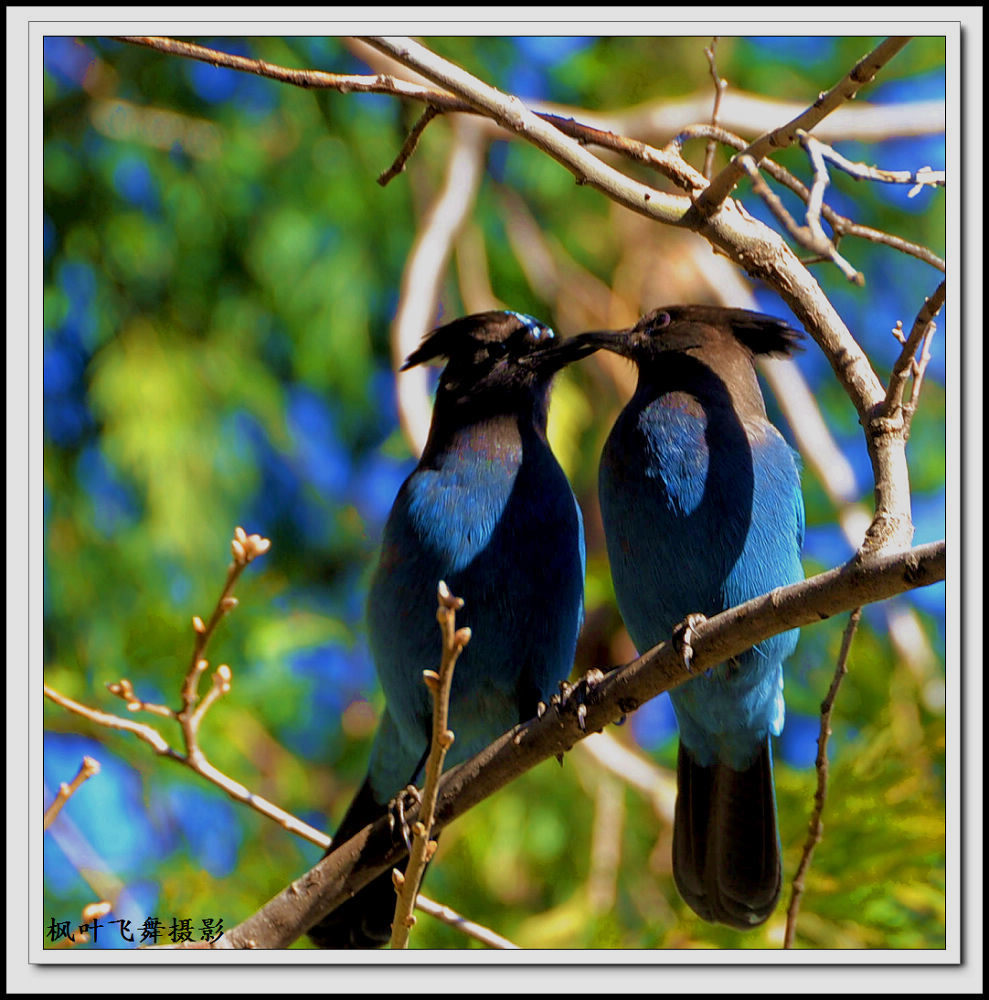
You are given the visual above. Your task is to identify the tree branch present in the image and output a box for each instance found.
[702,37,727,181]
[694,37,912,213]
[44,529,331,848]
[784,607,861,948]
[670,124,945,271]
[118,36,946,147]
[883,280,947,430]
[215,541,945,949]
[361,34,925,554]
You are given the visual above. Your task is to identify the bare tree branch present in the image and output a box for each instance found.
[670,124,945,271]
[702,37,727,180]
[784,608,862,948]
[695,37,912,213]
[883,281,947,432]
[378,105,442,186]
[119,35,946,146]
[360,34,925,554]
[215,540,944,949]
[801,134,945,191]
[44,529,331,848]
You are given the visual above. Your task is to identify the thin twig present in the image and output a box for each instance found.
[389,581,470,949]
[45,529,328,846]
[702,37,727,180]
[695,36,912,214]
[540,114,708,192]
[414,895,519,949]
[800,132,866,284]
[45,683,180,757]
[43,756,101,830]
[883,280,947,431]
[670,124,945,271]
[803,135,945,191]
[378,105,442,186]
[784,608,862,948]
[115,36,471,109]
[123,35,946,147]
[904,327,937,434]
[740,153,864,284]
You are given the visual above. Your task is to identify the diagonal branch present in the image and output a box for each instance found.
[694,36,912,213]
[216,540,945,949]
[378,105,442,186]
[361,36,690,225]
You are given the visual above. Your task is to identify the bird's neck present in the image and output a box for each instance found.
[635,352,768,424]
[421,393,549,468]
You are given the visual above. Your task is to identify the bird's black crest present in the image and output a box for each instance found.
[645,306,803,358]
[401,310,550,371]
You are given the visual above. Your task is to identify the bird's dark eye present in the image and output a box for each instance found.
[489,341,510,358]
[654,312,671,329]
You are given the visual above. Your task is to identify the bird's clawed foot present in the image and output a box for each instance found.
[551,669,607,731]
[672,613,708,672]
[388,784,422,850]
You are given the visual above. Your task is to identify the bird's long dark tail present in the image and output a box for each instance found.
[307,777,406,949]
[672,738,781,929]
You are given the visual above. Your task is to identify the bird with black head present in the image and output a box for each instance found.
[574,305,805,930]
[309,309,593,948]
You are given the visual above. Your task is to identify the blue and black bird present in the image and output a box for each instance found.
[309,310,590,948]
[575,305,804,929]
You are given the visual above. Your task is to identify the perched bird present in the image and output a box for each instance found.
[575,305,804,929]
[309,310,590,948]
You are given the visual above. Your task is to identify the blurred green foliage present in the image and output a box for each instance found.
[43,35,946,952]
